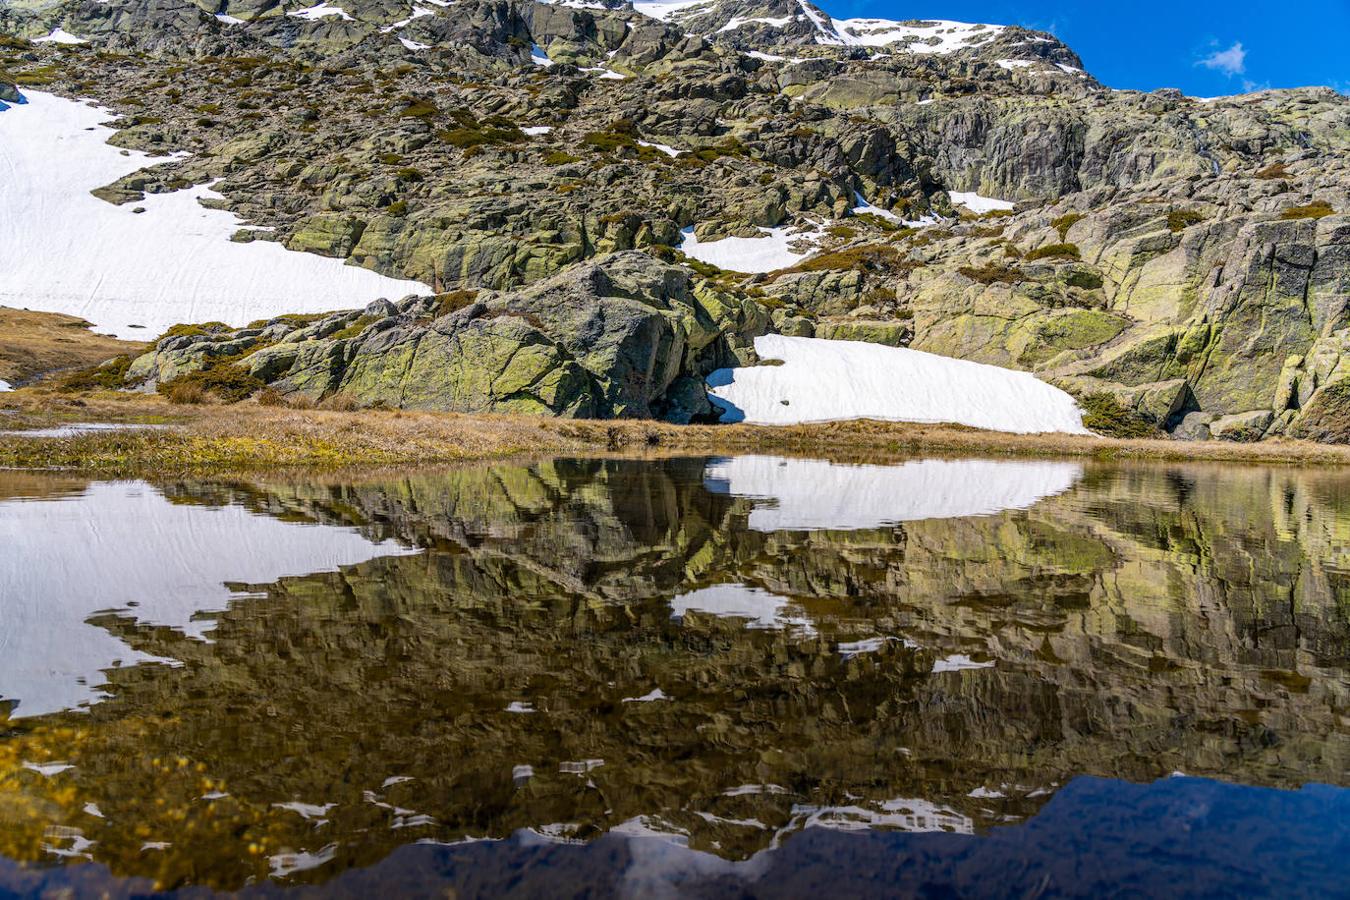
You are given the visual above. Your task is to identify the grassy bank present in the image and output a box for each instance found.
[4,389,1350,475]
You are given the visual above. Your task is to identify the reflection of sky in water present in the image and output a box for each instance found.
[703,456,1083,531]
[0,481,416,717]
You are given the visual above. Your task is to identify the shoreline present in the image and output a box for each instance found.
[4,391,1350,475]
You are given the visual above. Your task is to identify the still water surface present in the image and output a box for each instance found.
[0,456,1347,897]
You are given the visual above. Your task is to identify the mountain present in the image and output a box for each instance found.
[0,0,1346,440]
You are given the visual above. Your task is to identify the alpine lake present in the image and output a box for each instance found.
[0,455,1347,898]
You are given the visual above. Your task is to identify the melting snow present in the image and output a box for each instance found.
[669,583,815,634]
[622,688,669,702]
[637,139,683,157]
[949,191,1015,213]
[631,0,715,21]
[706,334,1090,434]
[530,44,554,67]
[678,224,822,273]
[0,480,416,717]
[214,12,245,24]
[0,92,431,338]
[830,17,1004,53]
[996,58,1035,70]
[400,37,430,50]
[702,456,1083,531]
[521,125,553,136]
[0,379,11,392]
[33,28,89,44]
[717,15,793,32]
[288,2,353,21]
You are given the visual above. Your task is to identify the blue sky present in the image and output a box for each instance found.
[826,1,1350,95]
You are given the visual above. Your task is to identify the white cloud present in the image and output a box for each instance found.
[1197,41,1246,77]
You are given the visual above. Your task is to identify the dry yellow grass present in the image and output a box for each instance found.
[4,389,1350,474]
[0,307,145,385]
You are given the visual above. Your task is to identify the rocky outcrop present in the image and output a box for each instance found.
[125,252,770,418]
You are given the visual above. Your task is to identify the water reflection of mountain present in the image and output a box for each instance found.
[0,457,1347,890]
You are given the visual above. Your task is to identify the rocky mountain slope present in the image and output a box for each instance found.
[0,0,1346,439]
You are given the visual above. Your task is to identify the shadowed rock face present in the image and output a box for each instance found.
[0,457,1347,890]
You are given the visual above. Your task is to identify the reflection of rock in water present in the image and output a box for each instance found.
[0,457,1347,890]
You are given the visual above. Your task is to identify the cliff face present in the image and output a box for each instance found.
[2,0,1347,437]
[2,459,1347,886]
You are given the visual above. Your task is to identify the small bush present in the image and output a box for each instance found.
[543,150,580,165]
[958,263,1021,285]
[157,322,231,342]
[1255,161,1290,180]
[1280,201,1334,221]
[1051,213,1084,240]
[1025,243,1081,262]
[432,289,479,317]
[1078,393,1158,438]
[57,355,134,392]
[1167,209,1207,232]
[386,199,409,217]
[395,167,424,182]
[158,362,263,404]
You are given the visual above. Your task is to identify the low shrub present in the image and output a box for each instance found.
[1051,213,1084,240]
[157,362,263,404]
[1025,243,1081,262]
[1167,209,1207,232]
[958,263,1021,285]
[1078,393,1158,438]
[1280,201,1334,221]
[57,355,134,392]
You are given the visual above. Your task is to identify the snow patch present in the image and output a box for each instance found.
[933,654,995,673]
[521,126,553,136]
[0,92,431,339]
[400,37,430,50]
[948,191,1015,213]
[678,224,822,273]
[996,58,1035,70]
[214,13,245,25]
[0,480,416,718]
[622,688,669,703]
[530,44,554,67]
[288,2,353,21]
[831,18,1004,53]
[717,15,793,33]
[631,0,715,22]
[703,456,1082,531]
[706,335,1090,434]
[34,28,89,44]
[0,379,11,392]
[637,139,683,157]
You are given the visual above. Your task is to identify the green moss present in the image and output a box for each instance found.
[1078,393,1159,438]
[1025,243,1081,262]
[330,314,380,341]
[432,289,479,317]
[245,313,327,329]
[778,244,917,276]
[543,150,580,165]
[386,200,409,217]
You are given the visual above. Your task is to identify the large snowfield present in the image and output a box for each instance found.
[0,481,416,717]
[0,91,431,339]
[703,455,1083,531]
[706,334,1090,434]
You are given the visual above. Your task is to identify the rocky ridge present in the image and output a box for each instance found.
[1,0,1347,438]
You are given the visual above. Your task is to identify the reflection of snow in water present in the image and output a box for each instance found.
[668,583,814,634]
[0,481,416,717]
[704,455,1083,531]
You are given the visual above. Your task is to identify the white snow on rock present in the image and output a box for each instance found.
[214,12,245,24]
[530,43,554,66]
[827,17,1004,52]
[0,92,431,339]
[0,379,11,392]
[678,225,821,273]
[996,58,1035,70]
[382,5,434,31]
[0,480,417,718]
[33,27,89,44]
[521,125,553,136]
[932,654,995,673]
[669,583,815,634]
[743,49,805,64]
[717,14,793,32]
[702,455,1083,531]
[706,334,1090,434]
[288,2,354,21]
[637,139,683,157]
[400,37,430,50]
[948,191,1015,214]
[631,0,715,21]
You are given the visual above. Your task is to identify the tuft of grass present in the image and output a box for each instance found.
[1167,209,1207,233]
[432,289,480,318]
[958,263,1021,285]
[57,356,134,392]
[1280,201,1334,221]
[1025,243,1081,262]
[157,362,264,404]
[1051,213,1084,240]
[157,322,231,342]
[1255,161,1290,180]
